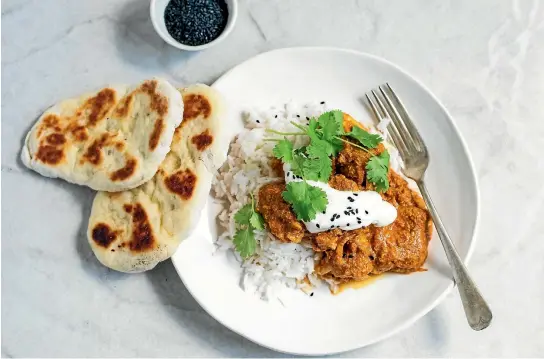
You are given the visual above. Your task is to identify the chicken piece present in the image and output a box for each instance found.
[328,174,362,192]
[269,157,284,177]
[313,228,343,251]
[371,206,430,273]
[257,182,305,243]
[336,142,385,185]
[381,171,426,209]
[314,228,377,282]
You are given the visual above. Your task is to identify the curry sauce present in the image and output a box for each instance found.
[257,117,432,286]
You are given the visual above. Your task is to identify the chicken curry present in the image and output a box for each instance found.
[257,115,432,286]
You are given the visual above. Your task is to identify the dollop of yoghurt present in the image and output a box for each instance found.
[284,164,397,233]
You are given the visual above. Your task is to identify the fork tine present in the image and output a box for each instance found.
[365,93,382,121]
[386,122,410,161]
[370,90,409,158]
[366,93,403,154]
[385,83,426,150]
[378,86,417,152]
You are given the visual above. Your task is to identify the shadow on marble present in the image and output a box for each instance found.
[14,113,40,172]
[146,260,291,358]
[423,307,449,352]
[113,0,196,73]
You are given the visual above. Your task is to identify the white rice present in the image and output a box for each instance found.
[212,101,399,302]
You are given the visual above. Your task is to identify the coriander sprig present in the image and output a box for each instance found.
[268,110,390,189]
[268,110,390,222]
[233,193,264,259]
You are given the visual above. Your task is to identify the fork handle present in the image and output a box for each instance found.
[417,180,492,330]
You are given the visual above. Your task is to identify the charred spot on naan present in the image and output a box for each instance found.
[84,88,117,127]
[182,94,211,125]
[36,114,62,137]
[141,80,169,117]
[91,223,120,248]
[82,134,112,165]
[191,129,213,151]
[128,203,155,252]
[110,157,137,181]
[164,169,197,199]
[67,124,89,142]
[36,145,64,165]
[123,204,133,213]
[149,119,164,150]
[45,133,66,145]
[114,93,134,118]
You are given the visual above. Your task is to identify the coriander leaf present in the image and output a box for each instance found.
[347,126,383,149]
[302,156,332,182]
[307,138,332,158]
[282,181,328,221]
[290,152,306,177]
[234,204,253,225]
[250,212,265,231]
[272,139,293,163]
[233,228,256,258]
[318,110,344,140]
[307,120,335,157]
[366,150,390,192]
[307,118,320,142]
[330,137,344,156]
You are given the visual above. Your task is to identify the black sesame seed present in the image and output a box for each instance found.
[355,209,359,214]
[365,210,369,215]
[275,115,278,118]
[356,217,361,221]
[310,292,314,297]
[348,197,354,202]
[306,117,310,120]
[297,114,300,118]
[256,120,260,123]
[353,193,359,196]
[344,211,349,215]
[322,211,326,214]
[330,216,335,222]
[347,223,350,227]
[316,224,320,228]
[320,101,325,104]
[164,0,229,47]
[347,206,352,210]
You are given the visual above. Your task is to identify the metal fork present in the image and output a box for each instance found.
[365,84,492,331]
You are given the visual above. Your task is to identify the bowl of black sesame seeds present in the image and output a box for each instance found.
[151,0,237,51]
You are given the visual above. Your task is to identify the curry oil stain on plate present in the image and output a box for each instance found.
[171,47,480,355]
[333,275,383,295]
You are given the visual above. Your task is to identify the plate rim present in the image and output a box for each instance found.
[171,46,481,355]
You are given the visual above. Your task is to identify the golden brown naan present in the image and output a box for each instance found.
[21,78,183,191]
[87,84,228,272]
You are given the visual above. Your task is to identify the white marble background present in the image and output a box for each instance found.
[2,0,544,357]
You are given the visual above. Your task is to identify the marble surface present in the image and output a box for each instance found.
[2,0,544,357]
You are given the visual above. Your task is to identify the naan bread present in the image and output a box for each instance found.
[21,78,183,192]
[87,84,227,273]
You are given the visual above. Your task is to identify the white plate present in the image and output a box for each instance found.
[171,47,480,355]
